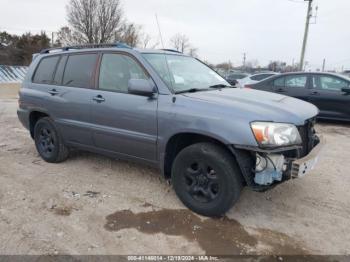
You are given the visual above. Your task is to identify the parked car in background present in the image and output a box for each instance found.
[225,72,249,86]
[236,72,278,88]
[18,45,323,217]
[248,72,350,121]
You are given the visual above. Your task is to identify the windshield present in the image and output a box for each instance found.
[143,53,229,93]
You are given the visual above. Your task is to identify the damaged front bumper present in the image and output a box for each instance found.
[253,135,325,186]
[232,135,325,191]
[254,136,325,186]
[290,135,325,178]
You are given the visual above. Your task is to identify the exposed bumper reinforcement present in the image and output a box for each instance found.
[291,135,325,178]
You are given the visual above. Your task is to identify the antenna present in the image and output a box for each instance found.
[155,14,175,93]
[155,14,166,49]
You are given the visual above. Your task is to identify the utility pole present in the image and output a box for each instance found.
[51,32,55,47]
[322,58,326,72]
[299,0,313,71]
[243,53,246,70]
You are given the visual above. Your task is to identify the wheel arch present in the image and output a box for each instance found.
[163,132,235,179]
[29,110,50,139]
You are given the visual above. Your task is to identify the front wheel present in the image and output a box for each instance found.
[171,142,243,217]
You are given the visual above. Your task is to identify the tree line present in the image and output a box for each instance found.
[0,31,50,65]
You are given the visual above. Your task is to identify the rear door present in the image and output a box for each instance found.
[272,74,310,101]
[90,52,158,162]
[308,74,350,120]
[33,53,98,146]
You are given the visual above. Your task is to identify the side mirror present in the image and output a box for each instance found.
[128,79,156,96]
[341,87,350,94]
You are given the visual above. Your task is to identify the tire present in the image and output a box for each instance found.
[34,117,69,163]
[171,142,243,217]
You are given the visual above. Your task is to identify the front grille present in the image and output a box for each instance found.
[297,118,317,157]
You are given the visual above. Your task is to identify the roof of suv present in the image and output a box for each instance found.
[33,43,189,62]
[38,43,186,56]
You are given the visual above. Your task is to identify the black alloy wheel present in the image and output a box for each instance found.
[171,142,243,217]
[34,117,69,163]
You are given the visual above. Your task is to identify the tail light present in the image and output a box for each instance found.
[244,85,252,89]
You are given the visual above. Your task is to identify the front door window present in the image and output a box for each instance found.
[99,53,148,93]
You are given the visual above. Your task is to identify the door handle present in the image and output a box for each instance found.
[310,91,319,95]
[48,89,60,96]
[93,95,105,103]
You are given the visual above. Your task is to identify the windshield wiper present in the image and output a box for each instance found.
[209,84,231,89]
[175,88,209,94]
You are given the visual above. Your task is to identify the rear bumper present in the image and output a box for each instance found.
[291,135,325,178]
[17,108,30,130]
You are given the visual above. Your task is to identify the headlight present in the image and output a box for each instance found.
[251,122,302,147]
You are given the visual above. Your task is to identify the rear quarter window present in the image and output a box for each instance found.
[62,53,98,88]
[33,56,60,84]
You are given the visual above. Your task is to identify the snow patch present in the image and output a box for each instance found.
[0,65,28,83]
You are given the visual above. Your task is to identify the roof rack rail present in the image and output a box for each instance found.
[40,42,132,54]
[160,49,183,54]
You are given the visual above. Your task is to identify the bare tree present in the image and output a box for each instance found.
[268,61,287,72]
[244,59,259,72]
[139,33,159,49]
[188,46,198,57]
[56,27,81,46]
[216,61,234,71]
[117,22,141,47]
[66,0,124,44]
[170,33,190,53]
[246,59,259,68]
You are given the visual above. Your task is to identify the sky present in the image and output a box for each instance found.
[0,0,349,71]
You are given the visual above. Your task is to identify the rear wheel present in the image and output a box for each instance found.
[34,117,69,163]
[171,142,243,217]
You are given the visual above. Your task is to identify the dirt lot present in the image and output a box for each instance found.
[0,84,349,255]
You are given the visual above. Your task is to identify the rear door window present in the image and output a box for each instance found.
[273,77,285,87]
[33,56,60,84]
[63,53,98,88]
[285,75,307,88]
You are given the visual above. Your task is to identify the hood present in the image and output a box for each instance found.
[182,88,319,125]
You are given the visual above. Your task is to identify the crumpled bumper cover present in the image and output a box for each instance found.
[291,135,325,178]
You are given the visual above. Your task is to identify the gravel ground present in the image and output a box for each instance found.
[0,84,349,255]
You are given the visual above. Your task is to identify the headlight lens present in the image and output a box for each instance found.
[251,122,302,147]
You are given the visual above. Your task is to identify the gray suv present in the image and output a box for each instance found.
[17,44,323,217]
